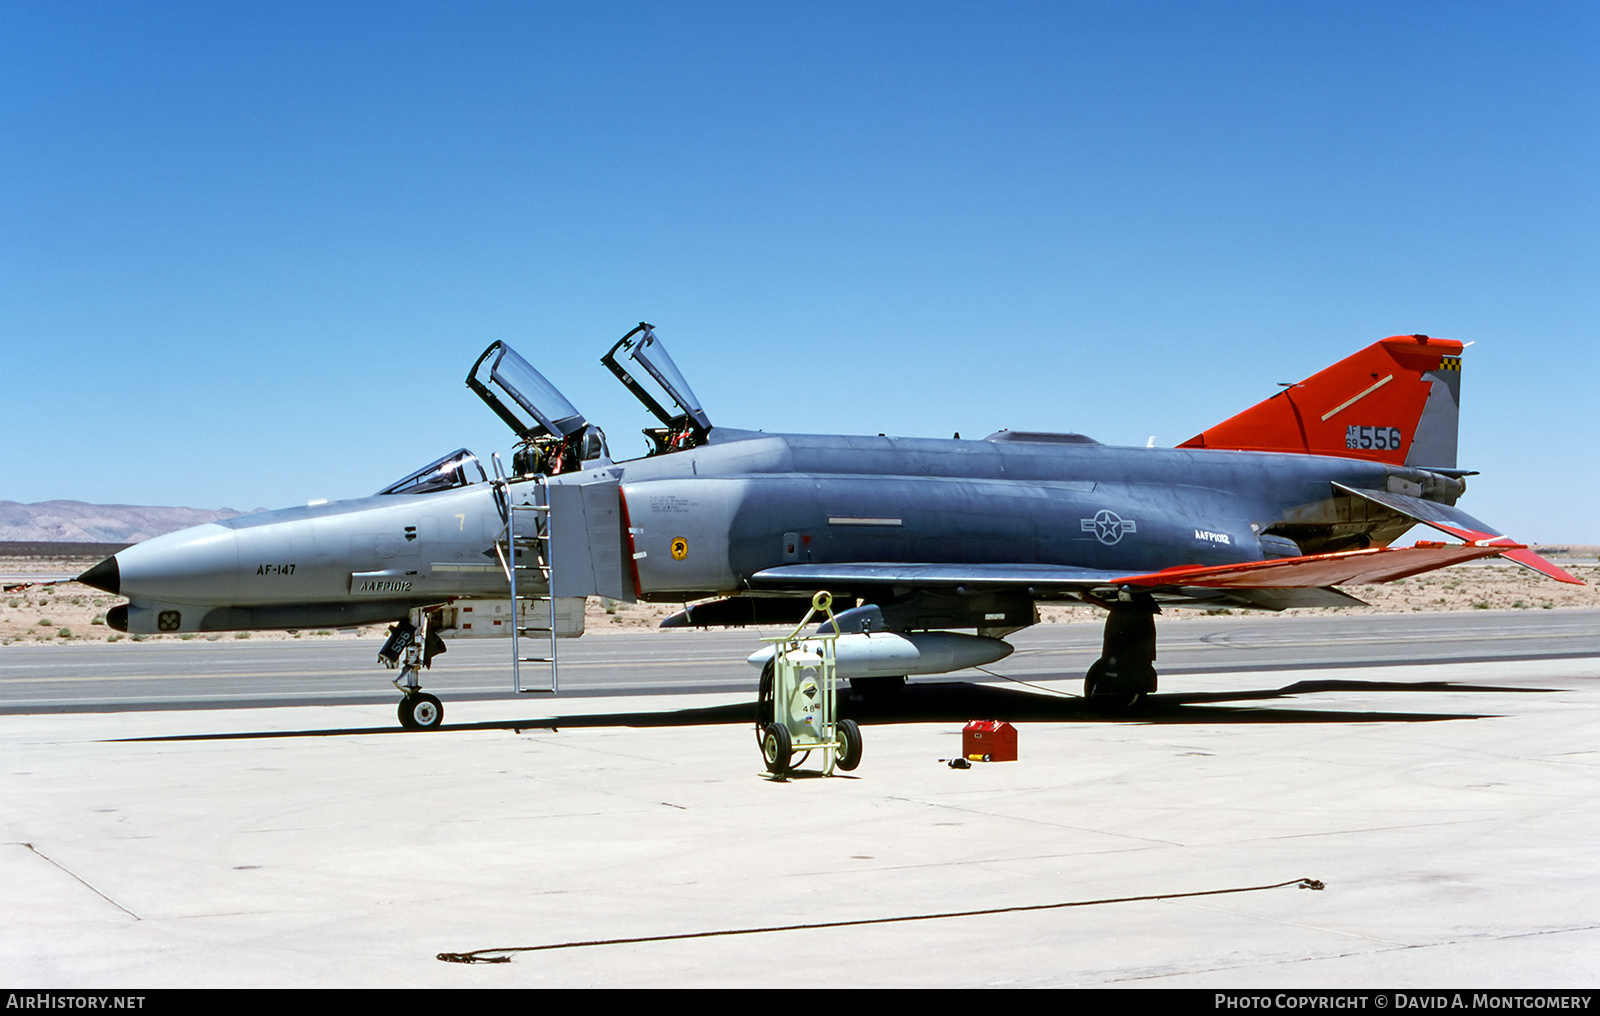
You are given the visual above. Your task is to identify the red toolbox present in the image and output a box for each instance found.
[962,720,1017,762]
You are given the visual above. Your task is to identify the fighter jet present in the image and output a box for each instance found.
[78,324,1581,729]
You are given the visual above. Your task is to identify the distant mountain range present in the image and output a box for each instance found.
[0,500,265,544]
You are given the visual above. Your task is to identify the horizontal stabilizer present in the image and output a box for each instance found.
[1115,542,1506,590]
[1334,484,1584,585]
[1491,548,1584,585]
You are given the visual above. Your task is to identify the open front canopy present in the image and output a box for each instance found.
[466,341,588,441]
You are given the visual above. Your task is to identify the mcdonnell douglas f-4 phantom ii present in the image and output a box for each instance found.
[79,324,1582,729]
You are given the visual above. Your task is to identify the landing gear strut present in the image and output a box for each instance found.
[380,608,448,730]
[1085,594,1158,710]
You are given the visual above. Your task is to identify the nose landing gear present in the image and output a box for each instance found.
[380,608,449,730]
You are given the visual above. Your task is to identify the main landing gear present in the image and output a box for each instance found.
[1084,593,1159,711]
[379,608,449,730]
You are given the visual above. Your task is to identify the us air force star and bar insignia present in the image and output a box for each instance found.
[670,537,688,561]
[1082,510,1137,545]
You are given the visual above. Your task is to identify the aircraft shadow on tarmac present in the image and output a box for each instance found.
[119,676,1554,742]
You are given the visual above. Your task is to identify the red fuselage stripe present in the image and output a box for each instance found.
[617,485,643,599]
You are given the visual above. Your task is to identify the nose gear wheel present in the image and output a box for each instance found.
[399,692,444,730]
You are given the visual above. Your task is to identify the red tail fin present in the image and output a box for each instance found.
[1178,335,1464,467]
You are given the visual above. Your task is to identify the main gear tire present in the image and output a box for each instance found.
[1084,658,1147,712]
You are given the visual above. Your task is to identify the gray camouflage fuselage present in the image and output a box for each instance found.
[98,428,1459,634]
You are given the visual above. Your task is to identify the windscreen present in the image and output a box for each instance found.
[377,449,487,496]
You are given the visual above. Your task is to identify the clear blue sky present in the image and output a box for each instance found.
[5,1,1596,541]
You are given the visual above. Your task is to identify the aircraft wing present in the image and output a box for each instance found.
[748,544,1510,594]
[749,541,1533,613]
[745,561,1363,609]
[1332,483,1583,584]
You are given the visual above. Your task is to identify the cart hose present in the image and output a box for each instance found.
[437,877,1324,963]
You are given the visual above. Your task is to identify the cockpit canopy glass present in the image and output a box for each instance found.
[466,341,588,441]
[607,325,712,433]
[376,448,487,496]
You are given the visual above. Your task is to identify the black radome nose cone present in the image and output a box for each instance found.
[78,556,121,595]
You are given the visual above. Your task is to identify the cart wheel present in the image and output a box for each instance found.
[761,722,793,774]
[834,718,863,772]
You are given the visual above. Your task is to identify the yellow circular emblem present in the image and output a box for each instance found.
[670,537,688,561]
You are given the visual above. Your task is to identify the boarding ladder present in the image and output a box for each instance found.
[499,473,558,695]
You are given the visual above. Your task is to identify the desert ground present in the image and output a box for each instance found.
[2,548,1596,647]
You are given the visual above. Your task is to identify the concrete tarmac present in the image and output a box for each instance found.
[5,609,1598,713]
[2,612,1598,987]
